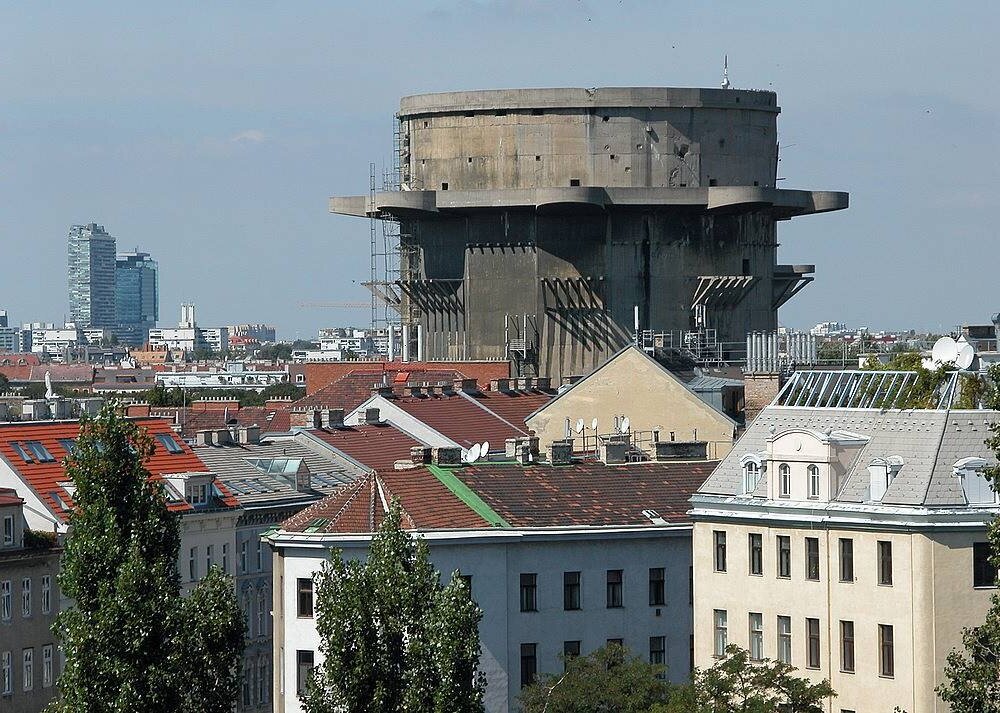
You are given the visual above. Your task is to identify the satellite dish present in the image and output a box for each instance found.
[480,440,490,456]
[955,340,976,370]
[575,418,585,434]
[465,443,482,463]
[931,336,959,365]
[621,417,630,433]
[591,418,598,431]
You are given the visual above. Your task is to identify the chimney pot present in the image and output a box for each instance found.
[430,446,462,466]
[548,438,573,465]
[653,440,707,461]
[410,445,431,465]
[327,408,345,429]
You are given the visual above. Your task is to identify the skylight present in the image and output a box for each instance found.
[11,442,33,463]
[156,434,184,454]
[245,458,302,476]
[26,441,56,463]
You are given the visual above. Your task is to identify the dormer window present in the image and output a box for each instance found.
[807,465,820,499]
[186,483,208,506]
[868,456,904,502]
[778,463,791,498]
[953,457,997,505]
[740,454,763,495]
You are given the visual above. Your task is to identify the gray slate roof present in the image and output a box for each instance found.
[699,407,999,507]
[195,438,365,505]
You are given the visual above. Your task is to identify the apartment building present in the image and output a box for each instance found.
[690,370,1000,713]
[0,488,61,713]
[268,448,716,713]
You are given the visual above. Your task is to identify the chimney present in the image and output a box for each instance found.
[561,374,583,386]
[327,408,345,429]
[438,381,454,396]
[196,430,215,446]
[600,435,628,465]
[654,440,707,461]
[505,438,518,458]
[515,436,540,457]
[373,385,394,398]
[454,378,478,393]
[238,425,261,445]
[405,384,424,398]
[743,372,785,425]
[516,378,530,391]
[214,429,233,445]
[410,446,431,466]
[319,409,330,429]
[360,407,381,425]
[431,446,462,466]
[534,377,551,391]
[548,438,573,465]
[491,378,511,392]
[515,443,533,465]
[289,408,312,429]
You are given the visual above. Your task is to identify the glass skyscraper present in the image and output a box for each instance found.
[67,223,117,328]
[115,252,159,346]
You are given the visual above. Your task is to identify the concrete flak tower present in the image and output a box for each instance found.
[330,87,848,380]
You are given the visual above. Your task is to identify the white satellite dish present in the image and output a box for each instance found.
[931,336,959,365]
[480,440,490,456]
[591,418,598,431]
[575,418,585,434]
[621,417,630,433]
[955,340,976,370]
[465,443,482,463]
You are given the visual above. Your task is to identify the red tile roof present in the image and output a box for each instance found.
[0,418,238,521]
[0,487,23,506]
[304,360,510,394]
[454,460,717,527]
[146,406,292,438]
[388,394,528,450]
[306,425,421,472]
[282,468,489,533]
[291,369,468,413]
[460,389,555,430]
[28,365,95,384]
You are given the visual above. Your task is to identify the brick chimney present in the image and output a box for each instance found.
[454,378,478,393]
[744,373,784,425]
[548,439,573,465]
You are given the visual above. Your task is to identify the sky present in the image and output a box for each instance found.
[1,1,997,339]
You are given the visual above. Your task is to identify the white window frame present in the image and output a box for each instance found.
[22,648,33,691]
[189,547,197,582]
[21,578,30,618]
[777,615,792,664]
[240,541,248,573]
[807,464,820,499]
[42,645,53,688]
[749,612,764,661]
[222,542,229,573]
[778,463,791,498]
[257,587,266,637]
[740,454,763,495]
[713,609,728,657]
[41,575,51,615]
[257,539,264,571]
[1,650,10,695]
[1,581,9,621]
[2,516,12,546]
[206,545,213,573]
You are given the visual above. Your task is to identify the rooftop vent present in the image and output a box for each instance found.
[548,439,573,466]
[600,435,629,465]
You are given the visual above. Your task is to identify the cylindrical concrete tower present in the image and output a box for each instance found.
[330,87,847,380]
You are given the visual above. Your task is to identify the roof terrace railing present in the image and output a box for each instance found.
[773,370,961,410]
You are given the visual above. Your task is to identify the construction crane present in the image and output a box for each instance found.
[297,302,369,309]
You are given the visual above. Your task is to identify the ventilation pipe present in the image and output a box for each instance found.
[416,324,424,362]
[402,324,410,362]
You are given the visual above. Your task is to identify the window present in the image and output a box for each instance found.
[257,656,268,704]
[257,540,264,571]
[714,531,727,572]
[563,571,581,610]
[189,547,197,581]
[974,542,999,587]
[41,575,51,614]
[2,516,12,546]
[713,609,728,657]
[296,650,314,695]
[563,640,580,668]
[222,543,229,573]
[742,459,761,494]
[840,620,855,673]
[156,433,184,454]
[11,441,33,463]
[21,578,30,617]
[26,441,55,462]
[257,587,266,636]
[206,545,213,573]
[878,541,893,586]
[839,538,854,582]
[58,438,76,455]
[458,574,473,598]
[777,615,792,664]
[607,638,623,648]
[778,463,791,497]
[240,541,248,573]
[777,536,791,578]
[244,591,254,639]
[519,573,537,612]
[806,618,821,668]
[649,636,666,668]
[749,533,763,575]
[242,663,251,707]
[606,570,623,608]
[748,613,764,661]
[297,578,314,618]
[808,464,820,498]
[648,567,665,606]
[22,648,32,691]
[42,645,53,687]
[186,483,208,506]
[569,178,581,187]
[1,651,9,694]
[879,624,895,677]
[1,580,9,620]
[806,538,820,581]
[440,182,449,190]
[520,643,537,687]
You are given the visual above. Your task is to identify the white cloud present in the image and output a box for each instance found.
[230,129,266,144]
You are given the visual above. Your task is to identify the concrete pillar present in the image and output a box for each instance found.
[402,324,410,362]
[416,324,424,362]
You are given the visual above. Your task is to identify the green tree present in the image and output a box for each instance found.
[519,643,672,713]
[0,373,9,391]
[303,500,485,713]
[679,645,834,713]
[50,406,244,712]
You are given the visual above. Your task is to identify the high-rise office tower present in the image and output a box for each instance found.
[68,223,117,328]
[115,251,159,346]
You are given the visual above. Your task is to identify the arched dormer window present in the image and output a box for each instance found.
[807,464,820,499]
[953,457,997,505]
[739,453,763,495]
[778,463,791,498]
[867,456,904,502]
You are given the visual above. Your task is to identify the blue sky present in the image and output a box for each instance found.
[1,1,997,338]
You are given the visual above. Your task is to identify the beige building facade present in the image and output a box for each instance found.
[690,386,999,713]
[525,346,737,459]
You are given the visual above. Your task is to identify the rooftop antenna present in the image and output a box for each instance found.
[465,442,482,463]
[722,54,731,89]
[574,418,585,434]
[481,440,490,456]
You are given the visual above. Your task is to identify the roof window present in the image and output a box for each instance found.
[58,439,77,455]
[26,441,56,463]
[156,433,184,454]
[953,457,997,505]
[11,442,34,463]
